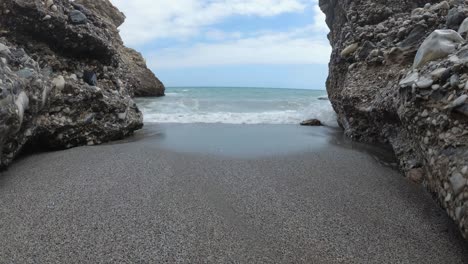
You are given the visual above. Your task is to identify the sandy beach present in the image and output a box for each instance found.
[0,124,467,263]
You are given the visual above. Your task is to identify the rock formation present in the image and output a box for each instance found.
[0,0,163,167]
[75,0,165,97]
[320,0,468,237]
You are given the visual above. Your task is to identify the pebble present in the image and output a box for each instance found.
[449,94,468,108]
[450,172,466,195]
[52,75,65,90]
[341,43,359,57]
[83,71,97,86]
[430,68,447,81]
[69,10,87,24]
[416,77,433,89]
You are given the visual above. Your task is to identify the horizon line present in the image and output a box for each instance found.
[165,86,326,91]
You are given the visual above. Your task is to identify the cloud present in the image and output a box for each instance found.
[111,0,309,46]
[147,25,331,69]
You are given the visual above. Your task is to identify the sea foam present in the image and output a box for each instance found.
[136,87,338,126]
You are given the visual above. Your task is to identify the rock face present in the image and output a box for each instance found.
[75,0,165,97]
[320,0,468,237]
[0,0,163,167]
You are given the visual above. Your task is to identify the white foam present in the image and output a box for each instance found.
[141,102,338,126]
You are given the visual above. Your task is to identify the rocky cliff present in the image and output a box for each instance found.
[320,0,468,237]
[0,0,163,168]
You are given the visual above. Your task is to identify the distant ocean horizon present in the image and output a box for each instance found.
[135,87,338,126]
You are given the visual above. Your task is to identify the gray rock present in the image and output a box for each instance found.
[69,10,87,24]
[455,103,468,116]
[413,30,464,69]
[430,68,448,80]
[416,77,433,89]
[458,17,468,37]
[449,94,468,109]
[447,8,466,30]
[399,24,428,50]
[430,1,450,12]
[16,68,35,79]
[450,173,466,195]
[451,74,460,88]
[400,72,419,87]
[83,71,97,86]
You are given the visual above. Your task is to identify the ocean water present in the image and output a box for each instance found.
[135,87,338,126]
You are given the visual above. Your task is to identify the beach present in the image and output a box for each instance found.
[0,124,467,263]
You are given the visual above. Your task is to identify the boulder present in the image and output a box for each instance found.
[74,0,165,97]
[413,30,464,68]
[0,0,148,167]
[121,48,165,97]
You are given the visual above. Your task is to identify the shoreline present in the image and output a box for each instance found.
[1,123,467,262]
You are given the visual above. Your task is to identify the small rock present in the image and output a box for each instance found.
[341,43,359,57]
[16,68,35,79]
[450,172,466,195]
[416,77,433,89]
[400,71,419,87]
[458,17,468,37]
[46,0,54,9]
[83,71,97,86]
[69,10,87,24]
[430,1,449,12]
[455,103,468,116]
[448,94,468,109]
[407,168,424,184]
[447,7,466,30]
[430,68,448,81]
[462,166,468,175]
[52,75,65,90]
[451,74,460,88]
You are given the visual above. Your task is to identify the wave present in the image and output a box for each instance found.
[142,105,338,126]
[137,88,338,126]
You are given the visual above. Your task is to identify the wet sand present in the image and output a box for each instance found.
[0,124,467,263]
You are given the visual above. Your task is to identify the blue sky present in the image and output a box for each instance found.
[111,0,330,89]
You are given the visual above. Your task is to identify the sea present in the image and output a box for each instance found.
[135,87,338,126]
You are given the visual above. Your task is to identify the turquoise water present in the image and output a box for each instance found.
[136,87,337,126]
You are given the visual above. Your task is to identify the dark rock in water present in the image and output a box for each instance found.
[69,10,87,24]
[300,119,323,126]
[83,71,97,86]
[318,96,329,101]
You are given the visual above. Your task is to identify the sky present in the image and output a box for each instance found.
[110,0,331,89]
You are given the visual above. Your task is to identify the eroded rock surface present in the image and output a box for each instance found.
[320,0,468,237]
[0,0,164,167]
[75,0,165,97]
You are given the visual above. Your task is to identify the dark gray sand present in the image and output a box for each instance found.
[1,124,467,263]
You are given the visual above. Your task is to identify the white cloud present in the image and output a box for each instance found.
[147,25,331,69]
[111,0,309,46]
